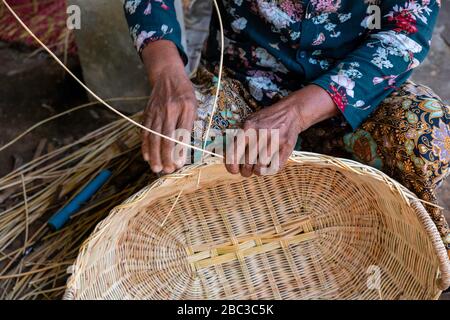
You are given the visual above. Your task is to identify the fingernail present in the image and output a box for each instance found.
[143,153,149,162]
[175,157,186,169]
[163,165,175,174]
[152,165,162,173]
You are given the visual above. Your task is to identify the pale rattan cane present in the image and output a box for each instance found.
[64,152,450,300]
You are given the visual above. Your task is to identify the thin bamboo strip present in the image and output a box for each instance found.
[2,0,221,158]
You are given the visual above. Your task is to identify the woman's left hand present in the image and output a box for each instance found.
[224,85,339,177]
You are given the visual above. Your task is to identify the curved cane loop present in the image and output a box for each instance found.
[1,0,223,159]
[202,0,225,158]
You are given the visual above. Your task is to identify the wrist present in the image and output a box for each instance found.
[142,40,186,86]
[292,85,339,131]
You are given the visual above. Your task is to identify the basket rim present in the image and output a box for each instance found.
[66,151,450,297]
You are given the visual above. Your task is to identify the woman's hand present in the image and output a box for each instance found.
[225,85,339,177]
[141,40,197,174]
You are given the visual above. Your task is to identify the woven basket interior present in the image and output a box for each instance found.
[65,159,444,300]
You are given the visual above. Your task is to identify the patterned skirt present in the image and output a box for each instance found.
[191,66,450,249]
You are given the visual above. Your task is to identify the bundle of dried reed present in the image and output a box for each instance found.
[0,104,151,299]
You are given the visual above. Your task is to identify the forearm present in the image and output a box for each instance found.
[287,85,339,132]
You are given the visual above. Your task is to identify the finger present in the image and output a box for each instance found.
[225,130,245,174]
[142,135,150,163]
[263,144,292,176]
[240,131,258,178]
[253,134,272,176]
[174,106,195,169]
[232,122,253,172]
[239,145,254,178]
[161,108,178,174]
[278,146,293,171]
[141,112,153,163]
[148,117,163,173]
[224,134,239,174]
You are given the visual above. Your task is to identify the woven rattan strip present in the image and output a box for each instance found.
[186,217,316,270]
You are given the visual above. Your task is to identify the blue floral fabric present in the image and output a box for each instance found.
[124,0,187,63]
[124,0,440,130]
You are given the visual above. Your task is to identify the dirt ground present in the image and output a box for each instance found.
[0,6,449,299]
[0,42,117,177]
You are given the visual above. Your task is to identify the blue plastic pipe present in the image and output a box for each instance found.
[48,169,112,230]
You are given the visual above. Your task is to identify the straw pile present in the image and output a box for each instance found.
[0,107,149,299]
[64,153,450,300]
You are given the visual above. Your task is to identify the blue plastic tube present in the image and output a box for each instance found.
[48,169,112,230]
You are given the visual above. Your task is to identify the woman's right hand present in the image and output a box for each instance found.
[141,40,197,174]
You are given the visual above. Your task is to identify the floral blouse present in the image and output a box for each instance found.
[124,0,440,130]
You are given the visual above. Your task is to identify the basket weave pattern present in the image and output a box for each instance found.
[64,152,450,300]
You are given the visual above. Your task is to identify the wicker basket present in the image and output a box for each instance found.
[64,152,450,300]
